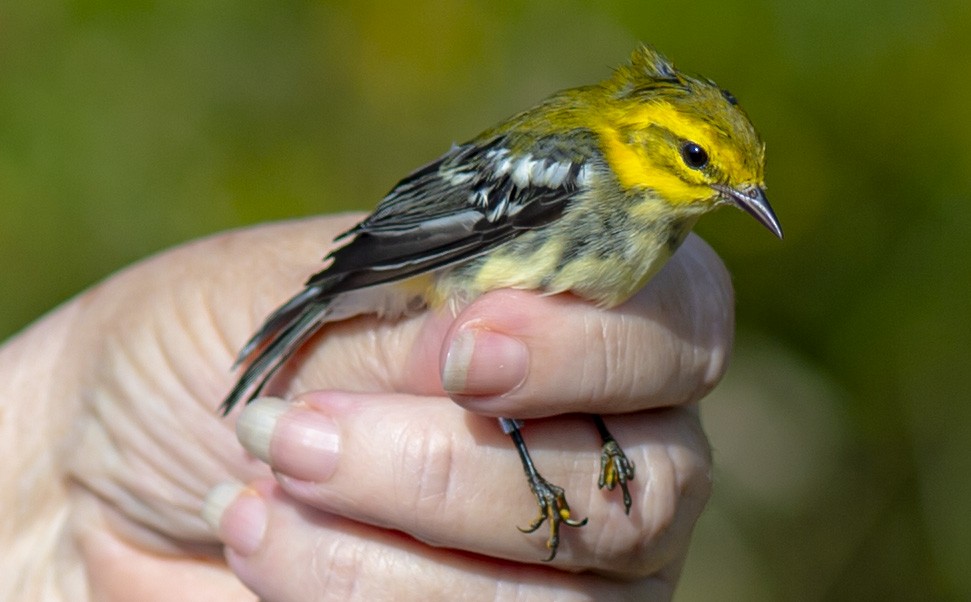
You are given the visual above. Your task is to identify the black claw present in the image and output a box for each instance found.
[593,415,636,514]
[505,416,636,560]
[598,438,636,514]
[518,477,588,561]
[504,419,588,560]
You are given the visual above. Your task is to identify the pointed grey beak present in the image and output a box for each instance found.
[713,184,783,239]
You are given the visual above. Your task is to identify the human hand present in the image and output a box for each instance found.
[0,215,732,600]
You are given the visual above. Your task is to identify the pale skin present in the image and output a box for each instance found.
[0,214,733,601]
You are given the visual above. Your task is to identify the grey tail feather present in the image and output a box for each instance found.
[232,285,325,368]
[219,287,331,416]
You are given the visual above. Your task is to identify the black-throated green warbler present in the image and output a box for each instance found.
[221,45,781,561]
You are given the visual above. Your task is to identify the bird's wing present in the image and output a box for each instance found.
[306,135,594,294]
[221,134,597,413]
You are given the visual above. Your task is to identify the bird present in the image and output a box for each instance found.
[220,44,782,561]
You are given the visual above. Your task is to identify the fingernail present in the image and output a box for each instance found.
[442,326,528,396]
[238,396,341,482]
[236,396,291,464]
[203,482,267,556]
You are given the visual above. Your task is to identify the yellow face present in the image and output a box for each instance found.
[597,78,766,208]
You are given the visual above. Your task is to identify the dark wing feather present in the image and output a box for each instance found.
[221,136,590,414]
[309,138,585,292]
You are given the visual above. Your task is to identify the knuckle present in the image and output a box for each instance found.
[576,313,613,402]
[309,534,370,600]
[392,419,459,530]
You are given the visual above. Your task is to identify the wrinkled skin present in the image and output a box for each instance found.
[0,215,732,601]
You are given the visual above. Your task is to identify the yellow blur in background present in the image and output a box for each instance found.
[2,2,969,600]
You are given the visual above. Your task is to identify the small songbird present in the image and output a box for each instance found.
[221,45,782,560]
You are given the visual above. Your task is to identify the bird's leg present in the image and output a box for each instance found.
[592,414,635,514]
[499,417,588,561]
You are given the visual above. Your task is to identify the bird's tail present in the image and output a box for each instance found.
[219,284,331,415]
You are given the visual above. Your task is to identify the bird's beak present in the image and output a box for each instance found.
[713,184,783,239]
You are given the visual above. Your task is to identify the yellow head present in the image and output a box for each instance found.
[597,45,782,237]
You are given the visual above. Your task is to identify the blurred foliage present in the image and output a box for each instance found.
[2,1,970,599]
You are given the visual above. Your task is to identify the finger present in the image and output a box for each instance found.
[429,234,735,417]
[203,221,730,418]
[204,480,679,602]
[72,493,252,601]
[229,393,712,576]
[75,214,365,414]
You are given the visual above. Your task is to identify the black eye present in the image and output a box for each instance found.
[680,142,709,170]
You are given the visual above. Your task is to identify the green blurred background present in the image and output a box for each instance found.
[2,1,969,599]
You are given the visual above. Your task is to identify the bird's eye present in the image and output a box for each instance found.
[680,142,709,170]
